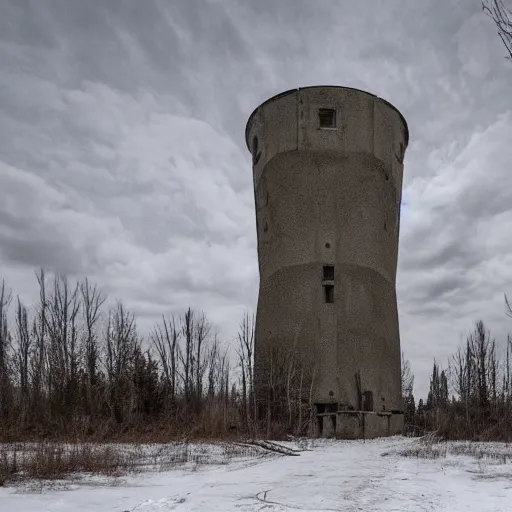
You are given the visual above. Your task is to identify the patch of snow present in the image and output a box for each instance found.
[2,437,512,511]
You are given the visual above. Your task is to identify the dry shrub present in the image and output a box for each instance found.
[448,443,511,463]
[398,444,447,459]
[0,439,268,486]
[430,408,512,443]
[262,421,290,441]
[0,442,138,484]
[25,443,138,479]
[396,433,512,463]
[0,448,17,486]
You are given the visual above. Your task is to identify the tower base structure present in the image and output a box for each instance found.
[315,408,404,439]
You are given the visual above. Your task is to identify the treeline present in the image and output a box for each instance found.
[0,270,244,440]
[403,303,512,441]
[6,269,512,443]
[0,270,315,442]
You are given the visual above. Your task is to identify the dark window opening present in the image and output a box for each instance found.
[363,391,374,412]
[384,221,387,231]
[319,108,336,128]
[324,285,334,303]
[315,403,337,414]
[252,135,260,165]
[326,403,337,413]
[323,265,334,281]
[325,242,330,248]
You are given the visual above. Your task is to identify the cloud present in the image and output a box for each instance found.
[1,0,512,396]
[398,111,512,389]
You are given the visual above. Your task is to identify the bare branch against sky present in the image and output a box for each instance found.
[483,0,512,59]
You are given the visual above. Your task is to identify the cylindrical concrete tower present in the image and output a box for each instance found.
[245,86,408,438]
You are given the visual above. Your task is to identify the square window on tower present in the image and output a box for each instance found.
[318,108,336,129]
[324,285,334,304]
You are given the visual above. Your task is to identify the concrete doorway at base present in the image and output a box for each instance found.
[315,403,338,438]
[317,416,323,437]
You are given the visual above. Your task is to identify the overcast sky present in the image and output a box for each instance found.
[1,0,511,397]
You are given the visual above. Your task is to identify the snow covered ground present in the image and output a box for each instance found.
[2,436,512,511]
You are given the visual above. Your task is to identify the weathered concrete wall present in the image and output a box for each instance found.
[246,86,408,437]
[331,412,404,439]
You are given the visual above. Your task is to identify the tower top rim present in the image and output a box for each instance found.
[244,85,409,151]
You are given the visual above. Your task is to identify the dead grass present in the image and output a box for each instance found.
[0,442,138,485]
[395,434,512,463]
[397,443,448,459]
[0,450,16,486]
[0,439,263,487]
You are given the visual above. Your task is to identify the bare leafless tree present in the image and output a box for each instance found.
[194,312,211,405]
[104,300,138,424]
[483,0,512,60]
[150,314,180,408]
[80,278,106,415]
[236,312,255,429]
[15,297,31,423]
[179,307,195,406]
[401,352,414,397]
[506,334,512,398]
[44,274,81,417]
[451,346,468,400]
[31,269,48,408]
[0,280,12,420]
[206,336,220,400]
[472,321,493,410]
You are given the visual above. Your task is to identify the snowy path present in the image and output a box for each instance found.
[2,437,512,511]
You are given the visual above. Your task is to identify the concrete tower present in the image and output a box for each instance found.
[245,86,409,439]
